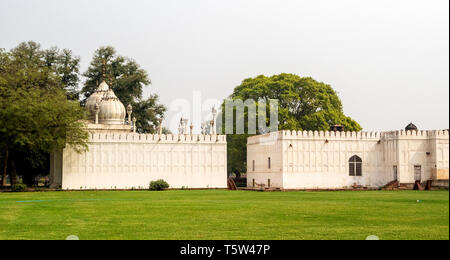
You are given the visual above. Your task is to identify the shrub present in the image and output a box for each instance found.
[149,179,169,191]
[11,183,27,192]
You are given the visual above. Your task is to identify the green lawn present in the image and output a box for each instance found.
[0,190,448,240]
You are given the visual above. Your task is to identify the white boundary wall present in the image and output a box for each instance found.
[50,133,227,190]
[247,130,449,189]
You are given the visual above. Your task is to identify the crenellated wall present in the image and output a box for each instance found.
[88,132,227,143]
[50,132,227,190]
[247,130,449,190]
[247,129,448,140]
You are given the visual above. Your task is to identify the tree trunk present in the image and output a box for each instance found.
[1,149,8,187]
[10,157,17,186]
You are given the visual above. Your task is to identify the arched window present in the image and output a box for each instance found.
[349,155,362,176]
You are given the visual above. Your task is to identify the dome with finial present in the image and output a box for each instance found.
[85,80,109,121]
[85,80,127,125]
[405,122,418,131]
[97,88,126,125]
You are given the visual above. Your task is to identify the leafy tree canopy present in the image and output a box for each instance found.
[228,73,361,132]
[2,41,81,99]
[81,46,165,133]
[223,73,362,175]
[0,42,88,185]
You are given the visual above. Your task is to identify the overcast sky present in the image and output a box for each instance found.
[1,0,448,132]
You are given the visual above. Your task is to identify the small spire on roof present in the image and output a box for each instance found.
[102,59,107,81]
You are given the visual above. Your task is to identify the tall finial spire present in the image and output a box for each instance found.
[211,106,217,135]
[102,59,107,81]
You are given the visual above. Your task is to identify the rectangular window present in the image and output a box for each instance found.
[252,160,255,172]
[349,163,355,176]
[268,157,271,169]
[393,166,398,181]
[414,165,421,181]
[356,163,362,176]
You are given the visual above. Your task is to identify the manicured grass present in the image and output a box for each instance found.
[0,190,448,240]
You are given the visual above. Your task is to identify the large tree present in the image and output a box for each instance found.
[43,47,81,100]
[222,73,362,175]
[0,42,88,186]
[81,46,166,133]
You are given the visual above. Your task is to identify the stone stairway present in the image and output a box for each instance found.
[414,180,424,190]
[383,180,399,190]
[383,180,436,191]
[227,177,237,190]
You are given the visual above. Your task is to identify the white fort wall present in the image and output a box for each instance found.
[247,130,449,189]
[384,130,449,183]
[247,134,284,188]
[50,133,227,190]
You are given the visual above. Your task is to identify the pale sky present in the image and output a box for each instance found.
[1,0,448,132]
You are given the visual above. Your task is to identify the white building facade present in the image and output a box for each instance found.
[247,129,449,190]
[50,81,227,190]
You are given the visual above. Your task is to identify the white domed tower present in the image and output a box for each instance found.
[98,89,126,125]
[85,80,109,121]
[85,80,134,133]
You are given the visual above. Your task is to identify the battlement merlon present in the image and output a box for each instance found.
[247,129,449,144]
[88,132,227,144]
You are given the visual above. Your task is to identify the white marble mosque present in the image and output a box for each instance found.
[49,80,227,190]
